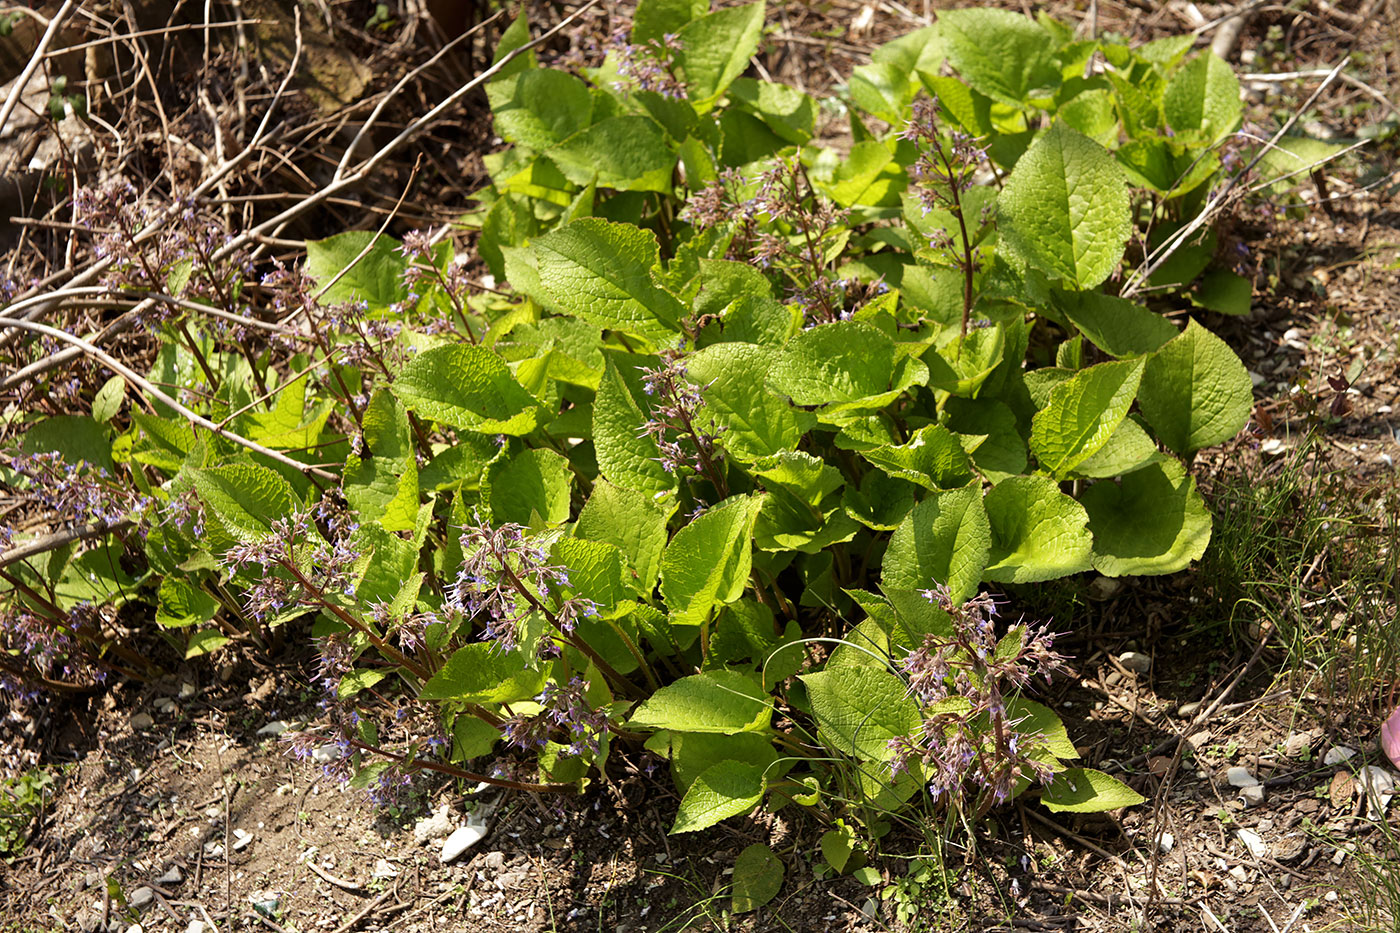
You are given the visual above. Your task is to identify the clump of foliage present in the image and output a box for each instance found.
[5,0,1342,884]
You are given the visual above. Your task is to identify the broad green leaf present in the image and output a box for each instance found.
[419,643,547,704]
[751,451,859,553]
[392,344,541,435]
[1258,135,1350,189]
[881,487,990,606]
[242,375,334,450]
[629,669,773,734]
[592,356,676,494]
[671,760,765,833]
[1007,697,1076,760]
[732,844,784,913]
[547,116,677,192]
[1193,269,1252,316]
[1041,767,1145,812]
[674,1,767,112]
[483,446,572,526]
[940,9,1057,106]
[767,321,927,415]
[998,123,1131,289]
[551,537,631,614]
[452,714,503,760]
[1059,292,1179,358]
[306,232,407,310]
[574,479,673,593]
[190,463,298,545]
[1058,87,1119,147]
[186,628,230,658]
[350,521,420,607]
[22,415,112,473]
[800,666,921,762]
[1072,416,1161,478]
[1137,320,1252,456]
[821,825,856,873]
[632,0,708,45]
[1082,457,1211,576]
[668,732,780,792]
[1030,358,1145,479]
[920,75,992,136]
[487,69,593,150]
[1163,52,1241,145]
[660,494,761,627]
[694,259,773,318]
[729,78,816,144]
[982,475,1093,583]
[492,7,536,79]
[532,218,686,342]
[92,376,125,424]
[859,424,976,491]
[685,343,804,461]
[156,577,219,629]
[943,398,1028,482]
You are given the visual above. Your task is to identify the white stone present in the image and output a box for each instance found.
[1227,766,1259,788]
[414,805,455,845]
[1157,832,1175,854]
[232,828,254,851]
[256,720,290,737]
[1176,700,1202,719]
[129,886,155,909]
[310,745,341,764]
[1359,765,1395,818]
[179,682,197,699]
[1323,745,1357,765]
[185,922,206,933]
[441,814,490,864]
[1284,732,1315,758]
[372,859,399,879]
[128,925,144,933]
[1228,865,1248,883]
[1235,828,1267,859]
[130,713,154,731]
[1240,784,1267,808]
[1117,651,1152,674]
[153,697,176,713]
[154,866,182,885]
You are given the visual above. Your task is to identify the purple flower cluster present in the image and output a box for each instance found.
[501,676,608,760]
[398,230,477,340]
[7,451,153,530]
[638,358,725,487]
[223,507,361,622]
[448,518,597,654]
[887,583,1066,811]
[608,30,687,99]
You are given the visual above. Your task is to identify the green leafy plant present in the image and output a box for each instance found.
[0,769,57,859]
[5,0,1342,876]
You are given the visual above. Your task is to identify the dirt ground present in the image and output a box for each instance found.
[3,0,1399,931]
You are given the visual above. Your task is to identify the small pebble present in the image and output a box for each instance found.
[1157,832,1175,854]
[130,713,154,731]
[1323,745,1357,766]
[186,922,206,933]
[413,806,454,845]
[129,886,155,910]
[1117,651,1151,674]
[1240,784,1267,807]
[152,697,176,714]
[1284,732,1315,758]
[179,682,197,699]
[1176,700,1202,719]
[232,828,254,851]
[1227,766,1259,788]
[256,720,290,737]
[372,859,398,879]
[1235,828,1267,859]
[154,866,182,885]
[441,819,489,864]
[310,745,341,764]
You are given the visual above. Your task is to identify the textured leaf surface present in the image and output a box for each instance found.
[306,232,407,310]
[1030,359,1145,478]
[982,475,1093,582]
[487,69,592,150]
[998,123,1131,289]
[859,424,976,491]
[671,760,765,833]
[533,218,686,341]
[1060,292,1179,358]
[767,321,927,414]
[660,495,761,627]
[1082,457,1211,576]
[484,447,572,526]
[1137,320,1253,456]
[420,643,546,704]
[547,116,677,192]
[629,670,773,734]
[801,666,921,762]
[1042,767,1145,812]
[732,844,784,913]
[392,345,540,435]
[940,9,1056,106]
[686,343,804,461]
[674,2,767,111]
[1163,52,1241,145]
[882,487,990,607]
[574,480,673,592]
[592,356,676,494]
